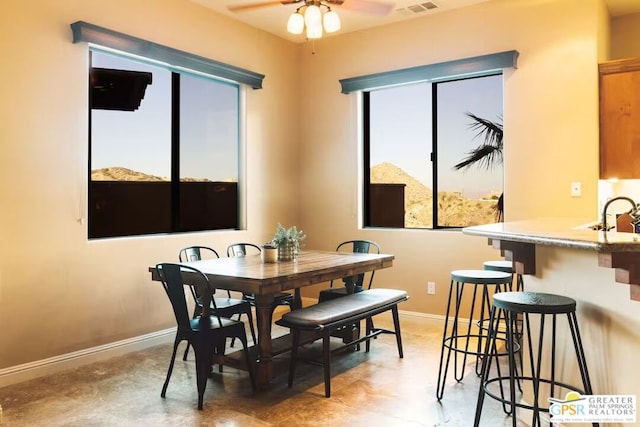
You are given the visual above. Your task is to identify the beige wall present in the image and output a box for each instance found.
[1,0,636,387]
[0,0,300,369]
[297,0,603,314]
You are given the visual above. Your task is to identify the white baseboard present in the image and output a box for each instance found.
[0,309,452,389]
[398,309,471,325]
[399,309,445,320]
[0,327,176,388]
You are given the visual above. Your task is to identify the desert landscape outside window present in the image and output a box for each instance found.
[89,50,240,238]
[364,73,503,229]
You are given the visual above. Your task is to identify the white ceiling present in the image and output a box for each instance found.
[192,0,640,43]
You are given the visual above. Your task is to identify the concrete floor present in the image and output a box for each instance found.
[0,313,525,426]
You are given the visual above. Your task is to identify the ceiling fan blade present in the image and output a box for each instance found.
[334,0,395,15]
[228,1,299,13]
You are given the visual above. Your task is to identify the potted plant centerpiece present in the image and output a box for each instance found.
[271,223,306,261]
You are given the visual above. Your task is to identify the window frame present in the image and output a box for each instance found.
[362,72,504,230]
[71,21,263,239]
[86,49,244,239]
[345,51,516,231]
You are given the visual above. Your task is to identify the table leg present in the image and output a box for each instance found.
[254,293,275,389]
[293,289,302,310]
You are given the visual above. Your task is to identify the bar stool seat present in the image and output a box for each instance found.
[474,292,596,427]
[483,260,525,292]
[436,270,513,400]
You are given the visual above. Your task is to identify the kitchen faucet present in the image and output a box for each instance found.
[601,196,639,232]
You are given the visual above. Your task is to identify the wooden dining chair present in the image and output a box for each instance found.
[156,263,255,410]
[178,246,257,360]
[226,243,295,316]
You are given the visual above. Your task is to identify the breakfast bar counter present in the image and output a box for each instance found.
[463,218,640,301]
[462,218,640,409]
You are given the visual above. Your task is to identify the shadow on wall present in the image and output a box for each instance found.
[578,301,640,395]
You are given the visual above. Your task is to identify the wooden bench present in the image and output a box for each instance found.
[275,288,409,397]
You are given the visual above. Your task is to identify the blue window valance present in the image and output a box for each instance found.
[339,50,518,94]
[70,21,265,89]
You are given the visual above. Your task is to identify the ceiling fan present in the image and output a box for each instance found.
[227,0,395,16]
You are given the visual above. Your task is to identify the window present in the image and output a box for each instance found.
[364,74,503,229]
[89,49,241,238]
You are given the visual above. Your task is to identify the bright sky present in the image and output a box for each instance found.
[92,50,502,196]
[370,74,503,198]
[91,50,239,181]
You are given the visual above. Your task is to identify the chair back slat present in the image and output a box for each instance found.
[178,246,220,262]
[157,263,196,331]
[227,243,261,257]
[335,240,381,290]
[178,246,227,298]
[157,263,224,330]
[337,239,380,255]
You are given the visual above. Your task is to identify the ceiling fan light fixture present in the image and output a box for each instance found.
[323,9,341,33]
[287,12,304,34]
[283,1,343,39]
[304,4,322,28]
[306,21,323,38]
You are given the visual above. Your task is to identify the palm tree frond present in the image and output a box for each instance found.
[453,145,503,170]
[453,112,504,171]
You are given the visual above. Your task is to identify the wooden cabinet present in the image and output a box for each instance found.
[599,58,640,179]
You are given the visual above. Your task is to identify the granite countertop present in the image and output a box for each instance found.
[463,218,640,252]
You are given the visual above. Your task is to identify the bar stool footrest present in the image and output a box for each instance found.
[477,318,523,335]
[482,375,587,413]
[443,335,519,357]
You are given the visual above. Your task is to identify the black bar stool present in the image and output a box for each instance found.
[474,292,597,427]
[483,260,524,291]
[436,270,513,400]
[483,260,525,389]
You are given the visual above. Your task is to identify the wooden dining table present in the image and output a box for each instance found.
[149,249,394,389]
